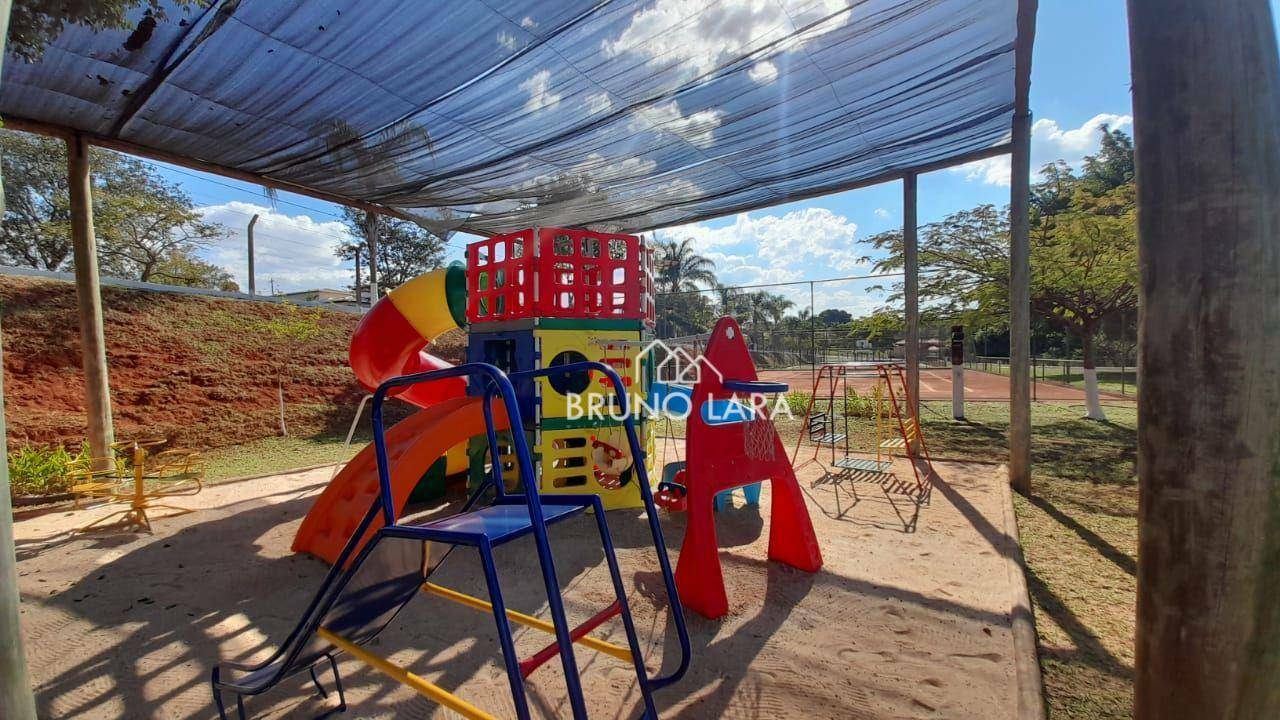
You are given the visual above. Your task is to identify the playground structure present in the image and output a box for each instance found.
[792,363,935,493]
[70,439,204,533]
[657,317,824,619]
[294,228,657,563]
[212,362,690,719]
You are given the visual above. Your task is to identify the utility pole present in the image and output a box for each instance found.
[246,213,258,296]
[364,211,380,302]
[353,246,363,311]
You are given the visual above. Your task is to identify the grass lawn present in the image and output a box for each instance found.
[199,429,373,483]
[921,401,1137,719]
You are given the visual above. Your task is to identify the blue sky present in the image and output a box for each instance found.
[163,2,1264,315]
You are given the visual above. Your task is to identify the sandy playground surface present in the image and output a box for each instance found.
[14,449,1027,719]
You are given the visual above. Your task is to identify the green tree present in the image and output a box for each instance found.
[151,247,239,291]
[655,291,715,338]
[1,130,234,289]
[817,308,852,326]
[95,163,226,285]
[654,238,716,293]
[862,126,1138,419]
[336,207,448,292]
[0,130,123,270]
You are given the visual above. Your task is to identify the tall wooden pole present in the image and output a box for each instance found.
[1007,0,1037,495]
[364,211,380,301]
[902,172,920,418]
[0,0,39,713]
[67,133,115,470]
[1128,1,1280,717]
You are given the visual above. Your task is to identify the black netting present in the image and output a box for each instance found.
[2,0,1015,234]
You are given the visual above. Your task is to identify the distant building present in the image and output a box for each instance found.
[277,288,358,306]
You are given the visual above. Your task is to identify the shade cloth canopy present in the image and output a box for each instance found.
[2,0,1017,235]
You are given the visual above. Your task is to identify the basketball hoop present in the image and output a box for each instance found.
[743,409,776,461]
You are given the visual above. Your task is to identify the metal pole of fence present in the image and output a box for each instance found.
[810,281,816,388]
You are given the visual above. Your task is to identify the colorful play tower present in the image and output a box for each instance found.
[464,228,657,510]
[294,227,657,564]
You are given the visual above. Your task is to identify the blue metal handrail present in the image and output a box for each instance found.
[369,362,589,718]
[508,361,692,690]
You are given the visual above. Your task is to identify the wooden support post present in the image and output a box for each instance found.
[1008,0,1037,495]
[903,172,920,419]
[364,211,380,302]
[0,4,38,715]
[67,133,115,470]
[1128,1,1280,717]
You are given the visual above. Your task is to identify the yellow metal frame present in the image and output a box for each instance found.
[423,583,632,662]
[74,440,204,533]
[317,627,498,720]
[314,581,635,720]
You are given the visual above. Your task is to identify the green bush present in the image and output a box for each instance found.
[784,390,812,416]
[842,386,890,418]
[7,443,91,497]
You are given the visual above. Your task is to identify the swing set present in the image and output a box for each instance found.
[791,362,934,492]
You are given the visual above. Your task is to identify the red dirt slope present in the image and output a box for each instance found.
[0,276,465,450]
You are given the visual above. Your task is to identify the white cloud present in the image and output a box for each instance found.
[874,207,891,219]
[603,0,850,80]
[520,16,536,29]
[197,202,355,293]
[747,60,778,84]
[520,69,561,112]
[632,100,722,148]
[658,207,871,280]
[497,31,519,51]
[953,113,1134,186]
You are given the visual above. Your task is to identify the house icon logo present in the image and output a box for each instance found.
[635,339,723,386]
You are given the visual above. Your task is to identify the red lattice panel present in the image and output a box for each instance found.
[466,228,655,326]
[467,229,536,322]
[536,228,651,323]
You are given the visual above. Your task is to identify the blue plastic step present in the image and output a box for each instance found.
[408,502,587,546]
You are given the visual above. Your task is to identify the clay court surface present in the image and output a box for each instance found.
[14,450,1026,719]
[760,365,1132,403]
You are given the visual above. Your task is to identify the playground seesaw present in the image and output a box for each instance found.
[210,361,690,720]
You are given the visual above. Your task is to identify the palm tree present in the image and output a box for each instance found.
[655,238,716,293]
[714,282,743,317]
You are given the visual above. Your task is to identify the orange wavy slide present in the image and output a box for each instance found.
[292,395,509,565]
[293,264,485,565]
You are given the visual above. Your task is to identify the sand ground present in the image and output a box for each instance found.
[14,449,1024,719]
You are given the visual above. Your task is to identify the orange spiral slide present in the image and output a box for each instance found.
[292,263,478,564]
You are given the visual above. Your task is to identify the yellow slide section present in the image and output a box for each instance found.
[292,396,508,565]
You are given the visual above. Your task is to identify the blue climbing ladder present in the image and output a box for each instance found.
[210,362,690,719]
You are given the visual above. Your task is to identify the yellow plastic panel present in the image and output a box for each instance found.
[535,424,653,511]
[536,329,645,420]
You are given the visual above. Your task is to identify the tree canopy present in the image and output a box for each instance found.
[336,208,449,293]
[862,125,1138,368]
[0,129,236,290]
